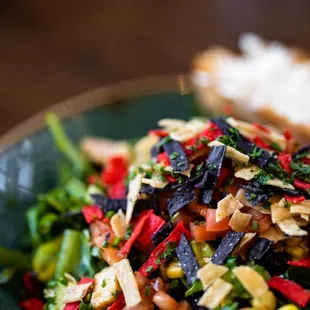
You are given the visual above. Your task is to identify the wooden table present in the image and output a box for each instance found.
[1,0,310,134]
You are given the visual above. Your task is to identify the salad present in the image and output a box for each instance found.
[2,113,310,310]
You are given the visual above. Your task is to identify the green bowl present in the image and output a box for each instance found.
[0,74,197,308]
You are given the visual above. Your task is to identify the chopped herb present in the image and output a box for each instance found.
[208,163,216,170]
[195,162,204,174]
[138,167,145,173]
[249,193,257,201]
[252,221,258,231]
[177,176,184,184]
[105,210,115,219]
[124,225,133,240]
[112,237,121,248]
[256,172,271,185]
[291,161,310,182]
[171,212,179,222]
[270,141,282,152]
[101,279,106,288]
[218,135,238,149]
[155,258,161,265]
[111,289,121,297]
[102,240,109,248]
[229,127,240,137]
[158,175,166,182]
[284,200,292,208]
[200,137,210,145]
[250,147,263,159]
[127,170,137,181]
[145,266,153,273]
[170,152,179,160]
[144,285,151,296]
[163,241,176,259]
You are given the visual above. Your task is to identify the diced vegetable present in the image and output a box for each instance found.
[82,205,103,224]
[206,209,229,232]
[197,262,228,289]
[190,222,216,242]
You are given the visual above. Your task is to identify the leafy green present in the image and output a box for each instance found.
[217,135,238,149]
[291,161,310,182]
[185,280,203,297]
[249,147,263,159]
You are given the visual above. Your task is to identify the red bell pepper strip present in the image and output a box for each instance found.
[284,129,293,140]
[166,175,178,183]
[78,277,95,285]
[278,153,292,173]
[137,213,166,247]
[64,301,80,310]
[253,122,270,133]
[287,257,310,267]
[139,221,190,277]
[285,194,305,204]
[120,210,153,254]
[301,158,310,165]
[200,123,223,141]
[157,152,170,166]
[19,298,44,310]
[108,181,126,198]
[101,156,127,186]
[82,205,104,224]
[216,166,232,188]
[253,136,270,150]
[294,179,310,190]
[23,272,42,295]
[148,129,169,138]
[107,294,126,310]
[268,276,310,308]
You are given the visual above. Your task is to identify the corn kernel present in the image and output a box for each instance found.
[277,304,299,310]
[166,262,184,279]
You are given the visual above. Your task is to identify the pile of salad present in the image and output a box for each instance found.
[3,113,310,310]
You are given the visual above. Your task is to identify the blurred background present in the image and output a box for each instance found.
[1,0,310,135]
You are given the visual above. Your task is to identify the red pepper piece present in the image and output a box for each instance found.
[253,122,270,133]
[148,129,169,138]
[63,301,80,310]
[78,277,95,285]
[82,205,104,224]
[156,152,170,166]
[102,156,127,186]
[253,136,270,150]
[137,213,165,247]
[200,123,223,141]
[294,179,310,190]
[19,298,44,310]
[302,158,310,164]
[285,194,305,204]
[288,257,310,267]
[284,129,293,140]
[107,294,126,310]
[166,175,178,183]
[23,272,42,295]
[120,210,153,254]
[139,221,190,277]
[278,153,292,173]
[268,276,310,308]
[108,181,126,198]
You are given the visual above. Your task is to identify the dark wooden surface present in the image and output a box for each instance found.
[1,1,310,134]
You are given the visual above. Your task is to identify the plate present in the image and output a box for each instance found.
[0,74,197,307]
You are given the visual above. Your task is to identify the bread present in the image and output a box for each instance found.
[192,33,310,142]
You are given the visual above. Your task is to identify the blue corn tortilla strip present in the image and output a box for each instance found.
[176,234,200,285]
[186,293,205,310]
[211,232,245,265]
[210,117,275,168]
[167,183,196,217]
[140,184,156,195]
[248,237,273,260]
[258,250,289,276]
[198,145,226,205]
[152,222,174,246]
[241,182,269,205]
[163,139,190,172]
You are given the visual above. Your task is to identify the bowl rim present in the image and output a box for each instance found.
[0,74,193,151]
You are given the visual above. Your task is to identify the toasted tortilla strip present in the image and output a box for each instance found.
[110,209,126,238]
[267,178,295,190]
[277,217,308,236]
[229,209,252,232]
[259,226,287,243]
[198,278,233,309]
[197,263,228,289]
[232,266,268,298]
[232,233,256,256]
[235,165,261,181]
[300,214,310,221]
[142,174,168,189]
[64,282,93,303]
[126,174,142,224]
[208,140,249,163]
[216,194,244,222]
[113,259,141,308]
[158,118,186,131]
[236,189,271,215]
[271,198,291,223]
[290,203,310,215]
[134,135,159,164]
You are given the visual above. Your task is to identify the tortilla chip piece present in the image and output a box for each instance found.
[198,278,233,309]
[126,174,142,224]
[197,263,228,289]
[232,266,268,298]
[113,259,141,308]
[235,165,261,181]
[259,226,287,243]
[290,203,310,215]
[232,233,256,258]
[158,118,186,131]
[277,217,308,236]
[300,214,310,221]
[267,178,295,190]
[110,209,126,238]
[271,198,291,223]
[228,209,252,232]
[216,194,244,223]
[208,140,249,164]
[63,282,93,303]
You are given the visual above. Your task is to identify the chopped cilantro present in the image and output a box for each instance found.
[200,137,210,146]
[195,162,204,174]
[218,135,238,149]
[112,290,121,297]
[102,240,109,248]
[229,127,240,137]
[250,147,263,159]
[101,279,106,288]
[111,237,121,248]
[177,175,184,184]
[170,152,179,160]
[270,141,282,152]
[155,257,161,265]
[208,163,216,170]
[249,193,257,201]
[105,210,115,219]
[144,285,151,296]
[163,241,176,259]
[124,225,133,240]
[284,200,292,208]
[158,175,166,182]
[252,221,258,231]
[291,161,310,182]
[145,266,153,273]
